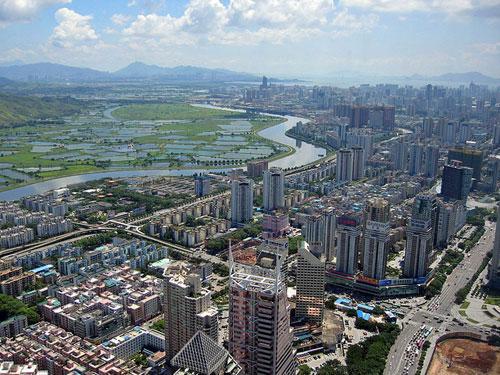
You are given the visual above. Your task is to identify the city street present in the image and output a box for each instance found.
[385,221,497,375]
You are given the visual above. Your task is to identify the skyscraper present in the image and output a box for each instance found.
[403,194,434,279]
[228,247,295,375]
[164,265,218,360]
[336,149,353,184]
[488,205,500,289]
[231,179,254,226]
[425,145,439,179]
[336,213,362,275]
[408,143,424,176]
[247,159,268,178]
[351,146,365,180]
[362,198,390,280]
[263,167,285,211]
[303,209,336,262]
[391,142,408,172]
[296,241,326,325]
[194,175,211,197]
[441,161,473,201]
[448,147,484,181]
[423,118,434,138]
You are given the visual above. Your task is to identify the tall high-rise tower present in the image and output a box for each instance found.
[164,265,218,360]
[335,213,362,275]
[351,146,365,180]
[303,209,336,262]
[362,198,390,280]
[489,205,500,289]
[231,179,254,226]
[409,143,424,176]
[425,145,439,179]
[403,194,435,279]
[441,161,473,201]
[228,246,295,375]
[296,241,326,325]
[336,149,353,184]
[263,167,285,211]
[391,142,408,172]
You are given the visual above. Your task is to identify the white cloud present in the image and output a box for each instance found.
[50,8,98,48]
[0,0,71,27]
[111,13,131,26]
[342,0,500,18]
[122,0,377,47]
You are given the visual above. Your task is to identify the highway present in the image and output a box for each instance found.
[384,221,497,375]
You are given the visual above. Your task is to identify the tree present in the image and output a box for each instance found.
[298,365,312,375]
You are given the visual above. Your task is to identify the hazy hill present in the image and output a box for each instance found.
[114,62,259,81]
[0,63,111,82]
[0,94,82,126]
[0,62,260,83]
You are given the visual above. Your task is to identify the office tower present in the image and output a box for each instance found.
[263,167,285,211]
[231,179,254,226]
[408,143,424,176]
[247,160,268,178]
[336,213,362,275]
[336,149,353,184]
[391,142,408,171]
[194,175,211,197]
[441,161,473,201]
[296,241,326,325]
[228,248,295,375]
[350,106,369,128]
[303,209,336,262]
[346,128,374,160]
[362,198,390,280]
[423,118,434,138]
[488,205,500,289]
[164,266,218,360]
[425,145,439,179]
[261,76,268,89]
[403,194,434,278]
[448,147,484,181]
[351,146,365,180]
[171,331,242,375]
[494,124,500,147]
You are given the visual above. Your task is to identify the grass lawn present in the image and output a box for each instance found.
[112,103,239,121]
[459,310,467,317]
[460,301,470,309]
[485,297,500,306]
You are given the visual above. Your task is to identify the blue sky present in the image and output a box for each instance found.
[0,0,499,78]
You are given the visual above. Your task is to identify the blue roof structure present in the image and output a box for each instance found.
[30,264,54,274]
[357,310,371,321]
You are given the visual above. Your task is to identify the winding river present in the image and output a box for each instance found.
[0,106,325,201]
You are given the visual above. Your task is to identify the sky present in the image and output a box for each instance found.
[0,0,499,78]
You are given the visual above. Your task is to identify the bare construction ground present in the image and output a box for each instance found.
[427,338,500,375]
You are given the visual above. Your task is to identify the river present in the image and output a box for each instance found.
[0,106,325,201]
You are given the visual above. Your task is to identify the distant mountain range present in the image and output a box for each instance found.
[0,62,497,86]
[0,62,263,83]
[405,72,500,86]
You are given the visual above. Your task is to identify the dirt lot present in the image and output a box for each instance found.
[427,338,500,375]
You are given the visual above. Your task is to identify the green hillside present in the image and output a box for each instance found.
[0,94,82,126]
